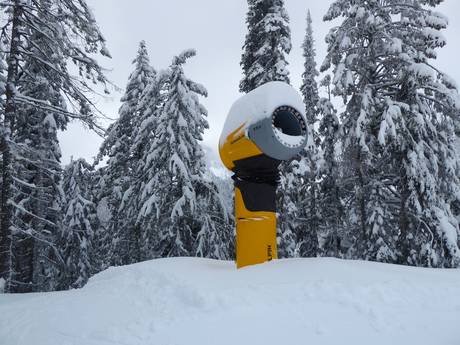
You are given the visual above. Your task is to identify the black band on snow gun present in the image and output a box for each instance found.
[232,154,280,213]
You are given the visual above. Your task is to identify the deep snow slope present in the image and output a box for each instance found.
[1,258,460,345]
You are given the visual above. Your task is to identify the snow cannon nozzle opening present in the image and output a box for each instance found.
[272,106,305,136]
[271,105,307,147]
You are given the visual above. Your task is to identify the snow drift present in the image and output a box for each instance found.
[1,258,460,345]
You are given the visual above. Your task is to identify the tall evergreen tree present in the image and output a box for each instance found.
[277,159,307,258]
[240,0,291,93]
[322,0,460,267]
[317,78,343,257]
[0,0,110,292]
[10,19,68,291]
[198,170,235,260]
[279,11,320,258]
[60,159,95,289]
[0,44,7,292]
[125,69,170,261]
[194,177,233,260]
[136,49,230,259]
[95,41,154,266]
[298,10,320,257]
[322,0,405,262]
[278,11,319,257]
[454,128,460,226]
[136,49,207,257]
[89,167,112,273]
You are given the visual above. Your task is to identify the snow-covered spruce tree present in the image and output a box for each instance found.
[322,0,400,263]
[194,177,234,260]
[279,11,322,258]
[95,41,154,266]
[122,69,170,261]
[0,45,7,291]
[240,0,291,93]
[317,76,344,257]
[322,0,460,267]
[301,10,320,131]
[390,2,460,267]
[200,170,235,259]
[9,20,68,293]
[298,10,320,257]
[454,127,460,226]
[60,159,95,289]
[277,160,306,258]
[0,0,110,293]
[136,50,231,259]
[88,167,112,273]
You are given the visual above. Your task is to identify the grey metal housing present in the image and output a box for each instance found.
[247,106,308,161]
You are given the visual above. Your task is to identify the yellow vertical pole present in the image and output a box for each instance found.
[235,187,278,268]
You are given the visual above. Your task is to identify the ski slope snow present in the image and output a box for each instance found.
[1,258,460,345]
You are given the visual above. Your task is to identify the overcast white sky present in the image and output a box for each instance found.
[58,0,460,165]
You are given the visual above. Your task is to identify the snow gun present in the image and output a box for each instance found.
[219,81,308,268]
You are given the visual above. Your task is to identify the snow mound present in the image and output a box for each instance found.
[1,258,460,345]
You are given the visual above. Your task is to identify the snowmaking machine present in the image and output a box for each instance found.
[219,81,308,268]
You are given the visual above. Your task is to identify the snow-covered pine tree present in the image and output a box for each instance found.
[194,177,234,260]
[278,11,321,258]
[322,0,399,263]
[95,41,155,266]
[388,2,460,267]
[198,170,235,260]
[60,159,95,289]
[136,49,230,259]
[88,167,112,273]
[317,76,343,257]
[454,126,460,226]
[277,160,306,258]
[298,10,320,257]
[240,0,291,93]
[398,1,460,267]
[9,14,69,292]
[394,3,460,266]
[322,0,460,267]
[0,0,110,292]
[0,44,7,291]
[136,50,206,258]
[122,69,170,261]
[0,1,23,293]
[301,10,320,130]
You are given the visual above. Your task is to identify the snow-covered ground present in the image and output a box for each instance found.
[1,258,460,345]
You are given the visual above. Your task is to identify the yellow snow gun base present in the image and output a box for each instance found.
[235,187,277,269]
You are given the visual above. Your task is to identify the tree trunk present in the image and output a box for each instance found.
[0,2,22,293]
[398,163,410,265]
[306,158,319,256]
[357,150,368,253]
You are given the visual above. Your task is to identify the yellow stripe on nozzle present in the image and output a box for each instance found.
[219,124,263,171]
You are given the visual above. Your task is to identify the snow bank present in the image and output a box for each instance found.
[219,81,305,146]
[1,258,460,345]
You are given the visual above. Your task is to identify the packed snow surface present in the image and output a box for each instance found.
[219,81,305,146]
[1,258,460,345]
